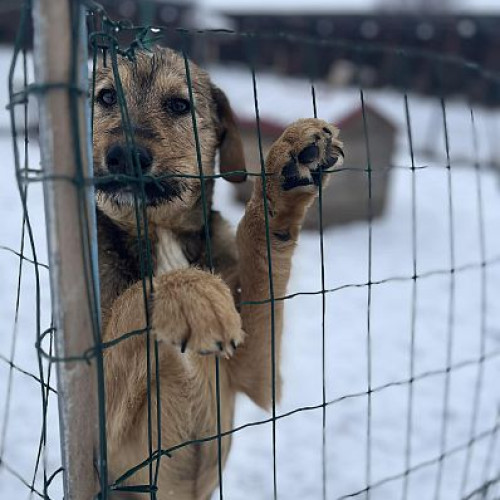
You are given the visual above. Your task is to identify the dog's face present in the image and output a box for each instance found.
[92,47,245,229]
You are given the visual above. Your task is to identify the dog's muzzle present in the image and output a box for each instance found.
[106,143,153,175]
[95,143,184,206]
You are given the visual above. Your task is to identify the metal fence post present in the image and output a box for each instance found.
[33,1,103,498]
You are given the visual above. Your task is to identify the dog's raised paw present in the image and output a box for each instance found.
[278,119,343,193]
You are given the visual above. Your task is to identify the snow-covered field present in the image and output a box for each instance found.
[1,46,500,500]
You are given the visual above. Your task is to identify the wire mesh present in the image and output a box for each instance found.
[2,1,500,499]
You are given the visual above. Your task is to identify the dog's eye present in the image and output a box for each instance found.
[97,88,117,107]
[166,97,191,115]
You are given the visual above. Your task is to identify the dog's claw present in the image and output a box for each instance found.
[333,145,344,159]
[180,339,188,353]
[230,340,237,350]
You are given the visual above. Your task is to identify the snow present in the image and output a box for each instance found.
[0,136,60,497]
[216,155,500,500]
[1,47,500,500]
[213,79,500,497]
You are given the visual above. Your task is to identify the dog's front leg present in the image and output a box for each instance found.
[103,269,244,444]
[231,119,343,409]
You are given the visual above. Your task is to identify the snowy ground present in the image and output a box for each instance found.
[1,46,500,500]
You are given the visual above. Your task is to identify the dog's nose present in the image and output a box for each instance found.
[106,144,153,174]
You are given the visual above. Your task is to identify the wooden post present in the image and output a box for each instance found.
[33,1,103,498]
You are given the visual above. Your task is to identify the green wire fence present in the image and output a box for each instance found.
[2,0,500,499]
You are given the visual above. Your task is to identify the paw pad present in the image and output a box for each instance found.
[298,144,320,164]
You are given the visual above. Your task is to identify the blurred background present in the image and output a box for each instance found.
[2,0,500,102]
[1,1,500,499]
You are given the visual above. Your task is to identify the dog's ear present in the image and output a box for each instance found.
[211,85,246,183]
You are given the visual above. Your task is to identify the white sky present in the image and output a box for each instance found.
[197,0,500,14]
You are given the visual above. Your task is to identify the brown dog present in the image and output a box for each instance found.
[92,47,343,499]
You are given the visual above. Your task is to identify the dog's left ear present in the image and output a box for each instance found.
[211,85,246,183]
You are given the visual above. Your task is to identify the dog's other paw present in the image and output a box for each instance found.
[260,119,343,216]
[152,269,244,358]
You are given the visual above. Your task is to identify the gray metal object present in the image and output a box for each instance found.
[33,1,102,498]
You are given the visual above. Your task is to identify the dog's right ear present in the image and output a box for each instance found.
[211,85,246,183]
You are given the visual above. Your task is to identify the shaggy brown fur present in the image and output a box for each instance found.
[93,47,343,499]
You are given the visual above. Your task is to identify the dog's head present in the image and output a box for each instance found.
[92,47,245,229]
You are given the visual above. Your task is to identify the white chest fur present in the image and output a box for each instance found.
[155,228,189,276]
